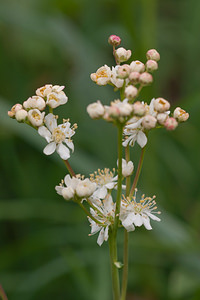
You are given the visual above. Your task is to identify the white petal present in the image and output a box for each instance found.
[137,131,147,148]
[56,143,70,160]
[64,174,72,187]
[142,216,152,230]
[93,186,107,199]
[146,212,161,222]
[64,139,74,152]
[55,185,63,195]
[43,142,56,155]
[103,195,114,213]
[104,226,109,241]
[97,228,105,246]
[45,113,57,132]
[38,126,52,143]
[122,212,135,227]
[132,214,143,227]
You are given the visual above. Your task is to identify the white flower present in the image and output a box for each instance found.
[55,174,96,199]
[121,159,134,177]
[46,90,68,109]
[120,190,161,231]
[38,113,76,160]
[173,107,189,122]
[87,101,105,119]
[90,168,118,199]
[130,60,145,73]
[123,117,147,148]
[115,47,131,63]
[154,98,170,113]
[28,109,45,127]
[36,84,53,97]
[110,66,124,88]
[88,195,115,246]
[23,96,46,111]
[90,65,111,86]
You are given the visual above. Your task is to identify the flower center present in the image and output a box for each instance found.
[52,128,66,143]
[48,94,59,102]
[97,70,108,79]
[90,168,115,186]
[32,111,41,120]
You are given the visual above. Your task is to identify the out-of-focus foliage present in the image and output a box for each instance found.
[0,0,200,299]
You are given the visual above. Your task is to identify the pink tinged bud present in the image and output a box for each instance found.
[154,98,170,113]
[157,113,169,125]
[8,111,15,118]
[142,115,157,129]
[8,103,23,118]
[117,64,131,79]
[87,101,105,119]
[130,61,145,73]
[115,47,132,63]
[132,101,146,116]
[108,35,121,46]
[164,117,178,130]
[146,49,160,61]
[129,71,140,84]
[139,72,153,85]
[146,60,158,72]
[125,85,138,100]
[15,109,28,121]
[173,107,189,122]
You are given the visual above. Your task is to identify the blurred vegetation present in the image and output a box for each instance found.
[0,0,200,299]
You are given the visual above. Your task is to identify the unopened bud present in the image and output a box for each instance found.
[87,101,105,119]
[139,72,153,85]
[146,49,160,61]
[130,60,145,73]
[115,47,132,63]
[146,60,158,72]
[125,85,138,100]
[157,113,168,125]
[129,71,140,84]
[108,35,121,46]
[164,117,178,130]
[132,101,146,116]
[117,64,130,79]
[154,98,170,113]
[15,109,28,121]
[142,115,157,129]
[173,107,189,122]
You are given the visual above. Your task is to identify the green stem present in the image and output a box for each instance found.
[109,227,120,300]
[120,229,129,300]
[0,285,8,300]
[78,202,104,226]
[129,146,146,197]
[63,160,76,177]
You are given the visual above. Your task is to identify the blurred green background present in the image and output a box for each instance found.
[0,0,200,299]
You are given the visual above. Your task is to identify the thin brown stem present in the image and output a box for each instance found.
[63,160,76,177]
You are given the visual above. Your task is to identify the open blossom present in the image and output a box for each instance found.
[90,65,111,86]
[55,174,96,200]
[36,84,53,97]
[88,195,115,246]
[154,98,170,113]
[90,168,118,199]
[120,190,161,231]
[23,96,46,111]
[46,90,68,109]
[173,107,189,122]
[28,109,45,127]
[115,47,131,63]
[110,66,124,88]
[38,113,76,160]
[123,117,147,148]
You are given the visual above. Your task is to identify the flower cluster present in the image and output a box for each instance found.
[8,84,77,160]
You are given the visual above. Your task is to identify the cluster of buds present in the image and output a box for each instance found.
[8,84,68,128]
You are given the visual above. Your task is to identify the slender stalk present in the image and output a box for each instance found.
[109,227,120,300]
[0,285,8,300]
[63,160,76,177]
[129,146,146,197]
[120,229,129,300]
[120,146,131,299]
[78,202,104,226]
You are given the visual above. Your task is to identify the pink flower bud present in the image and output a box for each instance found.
[132,101,146,116]
[164,117,178,130]
[142,115,157,129]
[125,85,138,100]
[154,98,170,113]
[129,71,140,84]
[130,60,145,73]
[173,107,189,122]
[146,60,158,72]
[146,49,160,61]
[139,72,153,85]
[108,35,121,46]
[117,64,130,79]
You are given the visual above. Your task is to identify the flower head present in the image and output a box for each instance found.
[38,113,76,160]
[120,189,161,231]
[90,65,111,86]
[88,194,115,246]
